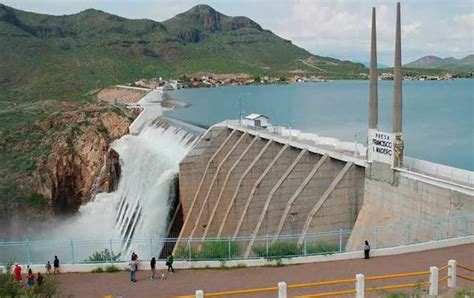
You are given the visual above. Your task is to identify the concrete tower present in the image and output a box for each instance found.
[369,7,378,129]
[392,2,404,167]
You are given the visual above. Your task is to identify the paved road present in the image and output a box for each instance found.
[57,244,473,298]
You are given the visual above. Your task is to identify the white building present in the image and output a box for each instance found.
[242,113,270,128]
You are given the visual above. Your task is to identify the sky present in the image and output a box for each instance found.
[2,0,473,65]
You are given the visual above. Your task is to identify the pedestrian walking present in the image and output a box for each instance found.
[45,261,52,274]
[364,240,371,259]
[129,258,137,282]
[53,256,60,274]
[14,264,22,282]
[166,253,174,273]
[150,257,156,280]
[36,272,44,286]
[27,269,35,286]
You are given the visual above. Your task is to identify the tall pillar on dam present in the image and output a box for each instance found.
[368,7,378,129]
[392,2,404,168]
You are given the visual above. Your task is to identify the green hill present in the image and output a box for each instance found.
[404,55,474,72]
[0,4,366,106]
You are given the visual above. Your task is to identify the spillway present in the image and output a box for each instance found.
[47,120,199,261]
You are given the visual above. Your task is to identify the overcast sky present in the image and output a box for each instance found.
[3,0,473,65]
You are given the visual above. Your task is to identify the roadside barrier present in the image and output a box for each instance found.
[182,259,473,297]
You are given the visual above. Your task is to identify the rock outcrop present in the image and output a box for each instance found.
[34,105,131,215]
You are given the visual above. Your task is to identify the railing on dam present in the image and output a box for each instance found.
[402,157,473,186]
[0,214,472,265]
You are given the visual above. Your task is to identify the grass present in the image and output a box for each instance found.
[175,240,240,260]
[455,287,474,297]
[252,241,339,260]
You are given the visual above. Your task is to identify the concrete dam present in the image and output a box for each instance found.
[174,124,366,256]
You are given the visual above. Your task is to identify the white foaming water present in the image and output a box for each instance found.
[45,124,194,261]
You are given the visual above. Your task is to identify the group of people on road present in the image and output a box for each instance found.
[13,264,44,287]
[129,252,174,283]
[45,255,61,274]
[11,255,60,288]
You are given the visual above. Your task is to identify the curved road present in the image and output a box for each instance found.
[57,243,473,297]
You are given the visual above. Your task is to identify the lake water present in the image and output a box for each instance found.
[167,79,474,171]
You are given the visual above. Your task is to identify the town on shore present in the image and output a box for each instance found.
[128,70,460,91]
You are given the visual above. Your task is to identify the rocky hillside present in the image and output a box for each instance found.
[405,55,474,72]
[0,102,133,238]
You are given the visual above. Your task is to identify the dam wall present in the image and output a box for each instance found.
[346,162,474,250]
[175,124,366,256]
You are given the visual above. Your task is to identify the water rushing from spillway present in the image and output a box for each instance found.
[45,124,195,261]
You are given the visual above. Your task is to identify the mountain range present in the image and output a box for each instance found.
[0,4,365,105]
[405,55,474,72]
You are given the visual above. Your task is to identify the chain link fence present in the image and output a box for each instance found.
[1,214,472,265]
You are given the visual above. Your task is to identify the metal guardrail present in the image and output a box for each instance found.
[0,214,472,265]
[183,260,472,298]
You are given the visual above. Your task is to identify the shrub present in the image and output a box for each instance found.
[105,265,120,273]
[91,267,104,273]
[0,273,22,297]
[455,287,474,297]
[305,242,339,255]
[0,272,59,297]
[252,241,339,260]
[85,249,121,263]
[175,240,240,260]
[197,241,239,260]
[253,241,301,259]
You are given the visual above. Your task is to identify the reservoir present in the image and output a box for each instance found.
[167,79,474,171]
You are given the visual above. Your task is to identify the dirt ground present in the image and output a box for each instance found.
[56,243,473,298]
[97,88,147,105]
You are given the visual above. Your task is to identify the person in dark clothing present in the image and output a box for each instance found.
[27,269,34,286]
[53,256,60,274]
[150,257,156,280]
[166,253,174,273]
[36,272,44,286]
[364,240,371,259]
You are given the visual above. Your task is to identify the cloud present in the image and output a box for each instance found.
[273,0,472,64]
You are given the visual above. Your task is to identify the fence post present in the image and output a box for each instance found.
[70,240,75,264]
[195,289,204,298]
[278,281,287,298]
[109,240,113,263]
[405,224,410,245]
[339,229,343,253]
[448,260,456,288]
[303,234,307,256]
[265,235,269,259]
[228,237,232,260]
[356,274,364,298]
[25,239,31,264]
[463,216,468,237]
[435,219,441,241]
[429,266,438,296]
[373,226,378,249]
[149,238,153,259]
[187,241,192,261]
